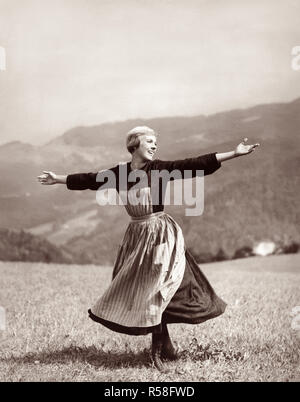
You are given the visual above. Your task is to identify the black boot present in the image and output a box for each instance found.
[151,333,169,372]
[161,324,178,361]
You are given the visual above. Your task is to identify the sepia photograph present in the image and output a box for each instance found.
[0,0,299,385]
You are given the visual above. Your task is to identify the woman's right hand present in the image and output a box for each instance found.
[37,171,57,185]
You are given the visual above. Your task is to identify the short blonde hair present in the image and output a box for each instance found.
[126,126,157,154]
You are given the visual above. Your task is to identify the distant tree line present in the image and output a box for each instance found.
[190,241,300,264]
[0,228,298,266]
[0,228,72,264]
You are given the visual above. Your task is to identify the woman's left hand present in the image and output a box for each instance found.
[235,138,260,156]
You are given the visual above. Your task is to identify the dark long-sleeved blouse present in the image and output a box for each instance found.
[66,152,221,213]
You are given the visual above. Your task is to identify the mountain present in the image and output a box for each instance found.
[0,98,299,263]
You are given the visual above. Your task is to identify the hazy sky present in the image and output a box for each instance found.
[0,0,299,145]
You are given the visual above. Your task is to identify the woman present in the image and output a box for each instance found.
[38,126,259,371]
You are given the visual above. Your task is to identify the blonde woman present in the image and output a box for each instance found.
[38,126,259,372]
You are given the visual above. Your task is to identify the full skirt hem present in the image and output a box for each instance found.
[88,249,226,335]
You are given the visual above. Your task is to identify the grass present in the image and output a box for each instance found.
[0,254,299,382]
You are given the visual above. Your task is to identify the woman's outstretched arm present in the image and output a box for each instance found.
[37,171,66,185]
[151,137,260,179]
[216,138,260,163]
[38,167,119,190]
[37,171,98,189]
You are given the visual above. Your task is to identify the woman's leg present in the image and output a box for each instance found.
[161,323,178,360]
[151,332,169,372]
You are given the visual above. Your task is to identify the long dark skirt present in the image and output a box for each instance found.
[88,249,226,335]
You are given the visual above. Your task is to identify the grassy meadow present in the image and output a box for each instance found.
[0,254,299,382]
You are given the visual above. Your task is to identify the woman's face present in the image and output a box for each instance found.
[135,134,157,161]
